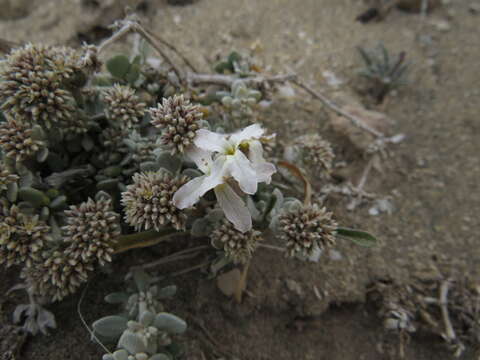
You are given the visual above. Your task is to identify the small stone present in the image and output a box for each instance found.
[285,279,304,298]
[469,3,480,14]
[432,19,451,32]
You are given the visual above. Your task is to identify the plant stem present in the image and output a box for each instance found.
[259,244,286,252]
[292,78,384,138]
[113,228,183,254]
[131,245,210,270]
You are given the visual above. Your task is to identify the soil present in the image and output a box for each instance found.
[1,0,480,359]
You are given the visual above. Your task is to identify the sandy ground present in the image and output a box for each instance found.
[1,0,479,359]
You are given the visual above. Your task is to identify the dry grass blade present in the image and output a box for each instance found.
[278,161,312,206]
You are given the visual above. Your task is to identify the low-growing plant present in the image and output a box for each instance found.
[0,15,381,357]
[356,42,410,103]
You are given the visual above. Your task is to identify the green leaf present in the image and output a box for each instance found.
[125,63,141,85]
[154,313,187,334]
[106,55,131,79]
[336,227,377,247]
[227,51,242,65]
[18,187,50,208]
[132,268,151,292]
[214,61,233,74]
[104,292,129,304]
[92,315,128,338]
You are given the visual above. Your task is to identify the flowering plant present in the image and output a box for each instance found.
[0,16,377,357]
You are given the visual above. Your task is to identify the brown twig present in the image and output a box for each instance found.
[145,28,198,73]
[292,78,385,138]
[150,261,210,282]
[132,24,184,84]
[130,245,209,271]
[439,279,456,342]
[187,72,296,87]
[96,19,184,84]
[259,243,285,252]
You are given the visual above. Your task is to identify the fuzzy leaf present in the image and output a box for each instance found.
[104,292,129,304]
[132,268,151,292]
[106,55,131,79]
[118,331,147,354]
[191,218,211,237]
[6,182,18,202]
[36,147,49,163]
[81,135,95,152]
[18,187,50,208]
[112,350,128,360]
[154,313,187,334]
[157,285,177,299]
[37,307,57,335]
[49,195,67,210]
[92,315,128,338]
[156,152,182,174]
[97,179,119,191]
[336,227,377,247]
[13,304,30,324]
[125,64,141,85]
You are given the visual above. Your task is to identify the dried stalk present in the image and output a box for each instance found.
[97,19,184,83]
[439,279,456,342]
[187,72,296,87]
[292,78,385,138]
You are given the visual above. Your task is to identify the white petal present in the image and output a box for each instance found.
[253,161,276,184]
[173,157,227,209]
[194,129,229,153]
[227,151,257,194]
[185,146,213,174]
[172,176,211,209]
[214,184,252,233]
[230,124,264,145]
[248,140,276,184]
[248,140,265,164]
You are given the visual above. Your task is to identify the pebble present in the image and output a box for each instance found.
[433,19,452,32]
[469,3,480,14]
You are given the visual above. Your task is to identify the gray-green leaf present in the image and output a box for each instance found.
[106,55,131,79]
[336,227,377,247]
[154,313,187,334]
[92,315,128,338]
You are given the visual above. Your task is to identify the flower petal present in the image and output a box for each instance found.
[230,124,264,145]
[248,140,276,184]
[194,129,229,153]
[185,146,213,174]
[172,176,211,209]
[248,140,265,164]
[173,155,228,209]
[214,184,252,233]
[253,161,276,184]
[227,151,258,194]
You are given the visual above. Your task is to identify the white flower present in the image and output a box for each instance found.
[172,124,276,233]
[172,147,252,232]
[193,124,275,194]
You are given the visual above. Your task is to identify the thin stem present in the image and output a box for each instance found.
[133,25,184,84]
[113,229,183,254]
[259,244,286,252]
[97,23,132,54]
[145,29,198,73]
[292,78,384,138]
[439,279,456,342]
[187,73,296,87]
[131,245,210,271]
[356,156,375,191]
[151,262,210,282]
[77,279,112,354]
